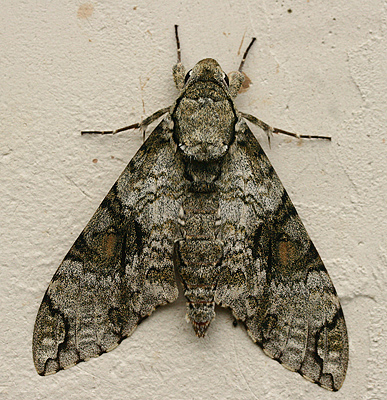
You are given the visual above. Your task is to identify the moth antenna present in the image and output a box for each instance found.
[238,37,256,72]
[175,25,181,63]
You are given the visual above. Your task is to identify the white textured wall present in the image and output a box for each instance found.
[1,1,386,399]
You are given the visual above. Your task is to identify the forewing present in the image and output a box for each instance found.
[216,120,348,391]
[33,118,184,375]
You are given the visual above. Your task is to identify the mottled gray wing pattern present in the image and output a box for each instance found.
[33,117,184,375]
[215,120,348,391]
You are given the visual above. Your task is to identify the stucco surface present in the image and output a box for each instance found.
[1,1,386,399]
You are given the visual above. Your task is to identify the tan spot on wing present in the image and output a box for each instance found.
[104,232,118,258]
[278,240,297,266]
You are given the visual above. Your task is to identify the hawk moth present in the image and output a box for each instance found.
[33,26,348,391]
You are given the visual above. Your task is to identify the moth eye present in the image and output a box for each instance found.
[223,73,229,86]
[184,69,193,84]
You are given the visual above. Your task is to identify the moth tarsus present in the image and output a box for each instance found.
[273,127,332,141]
[34,27,348,392]
[81,123,140,136]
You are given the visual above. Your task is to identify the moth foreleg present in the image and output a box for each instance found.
[240,112,331,145]
[81,107,171,139]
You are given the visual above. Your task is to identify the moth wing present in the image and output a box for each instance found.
[216,121,348,391]
[33,118,183,375]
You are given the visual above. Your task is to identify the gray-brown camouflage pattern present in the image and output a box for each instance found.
[33,45,348,391]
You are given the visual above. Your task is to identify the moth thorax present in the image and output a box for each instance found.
[173,96,236,162]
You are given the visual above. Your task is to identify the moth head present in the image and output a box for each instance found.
[172,58,237,162]
[183,58,230,92]
[181,59,244,99]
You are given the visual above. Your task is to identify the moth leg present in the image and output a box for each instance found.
[81,123,140,136]
[139,107,171,139]
[81,107,171,139]
[240,112,332,144]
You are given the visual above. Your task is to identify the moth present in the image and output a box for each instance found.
[33,26,348,391]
